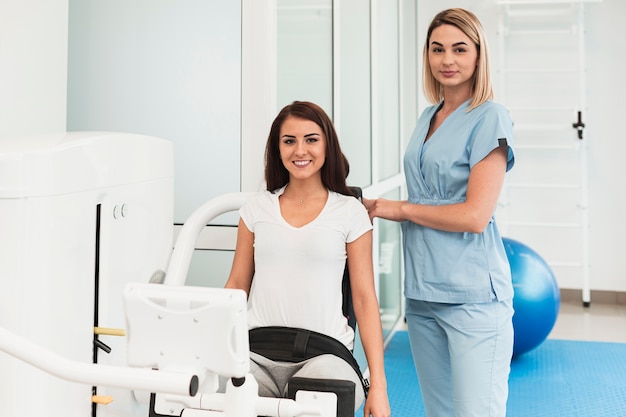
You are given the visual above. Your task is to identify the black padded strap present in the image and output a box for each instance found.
[249,326,369,397]
[293,330,310,359]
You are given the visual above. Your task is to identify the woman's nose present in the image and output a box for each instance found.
[295,141,306,155]
[443,52,454,65]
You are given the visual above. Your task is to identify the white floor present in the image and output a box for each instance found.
[548,298,626,343]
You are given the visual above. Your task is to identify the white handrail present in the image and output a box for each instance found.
[164,192,255,286]
[0,326,198,396]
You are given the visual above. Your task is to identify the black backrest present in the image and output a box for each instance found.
[342,186,363,332]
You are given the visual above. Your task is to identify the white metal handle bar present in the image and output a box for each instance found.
[164,192,254,286]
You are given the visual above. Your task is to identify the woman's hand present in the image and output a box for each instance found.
[363,385,391,417]
[362,198,407,223]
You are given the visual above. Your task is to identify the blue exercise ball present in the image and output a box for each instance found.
[503,237,560,357]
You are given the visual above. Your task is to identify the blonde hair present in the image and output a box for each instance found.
[422,8,493,111]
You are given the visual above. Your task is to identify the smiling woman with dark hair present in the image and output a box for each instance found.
[225,101,390,417]
[263,100,351,195]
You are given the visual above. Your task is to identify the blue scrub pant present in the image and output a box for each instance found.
[405,297,514,417]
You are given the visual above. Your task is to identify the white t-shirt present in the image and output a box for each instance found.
[239,186,372,349]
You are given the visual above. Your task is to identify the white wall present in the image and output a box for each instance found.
[0,0,68,139]
[585,0,626,292]
[66,0,242,224]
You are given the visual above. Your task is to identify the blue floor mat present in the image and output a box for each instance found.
[357,331,626,416]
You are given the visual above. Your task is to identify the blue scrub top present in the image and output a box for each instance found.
[402,99,515,304]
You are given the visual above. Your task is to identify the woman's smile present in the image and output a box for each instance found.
[279,116,326,181]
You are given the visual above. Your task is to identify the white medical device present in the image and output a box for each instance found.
[121,190,339,417]
[124,282,250,402]
[122,282,337,417]
[0,132,174,417]
[0,132,338,416]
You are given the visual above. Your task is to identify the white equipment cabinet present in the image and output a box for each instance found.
[0,132,174,416]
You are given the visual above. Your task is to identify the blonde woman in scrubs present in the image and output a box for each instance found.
[364,8,515,417]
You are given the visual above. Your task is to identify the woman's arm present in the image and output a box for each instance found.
[363,146,508,234]
[347,231,390,417]
[224,218,255,295]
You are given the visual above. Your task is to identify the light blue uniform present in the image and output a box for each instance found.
[402,99,515,417]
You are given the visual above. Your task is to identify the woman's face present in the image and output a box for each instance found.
[428,23,478,95]
[278,115,326,182]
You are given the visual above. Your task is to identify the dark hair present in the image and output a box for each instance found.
[264,101,351,195]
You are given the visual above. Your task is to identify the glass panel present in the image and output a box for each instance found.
[354,186,403,368]
[337,0,372,188]
[186,250,235,288]
[373,0,401,180]
[377,188,403,339]
[276,0,375,188]
[277,0,333,113]
[400,0,419,149]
